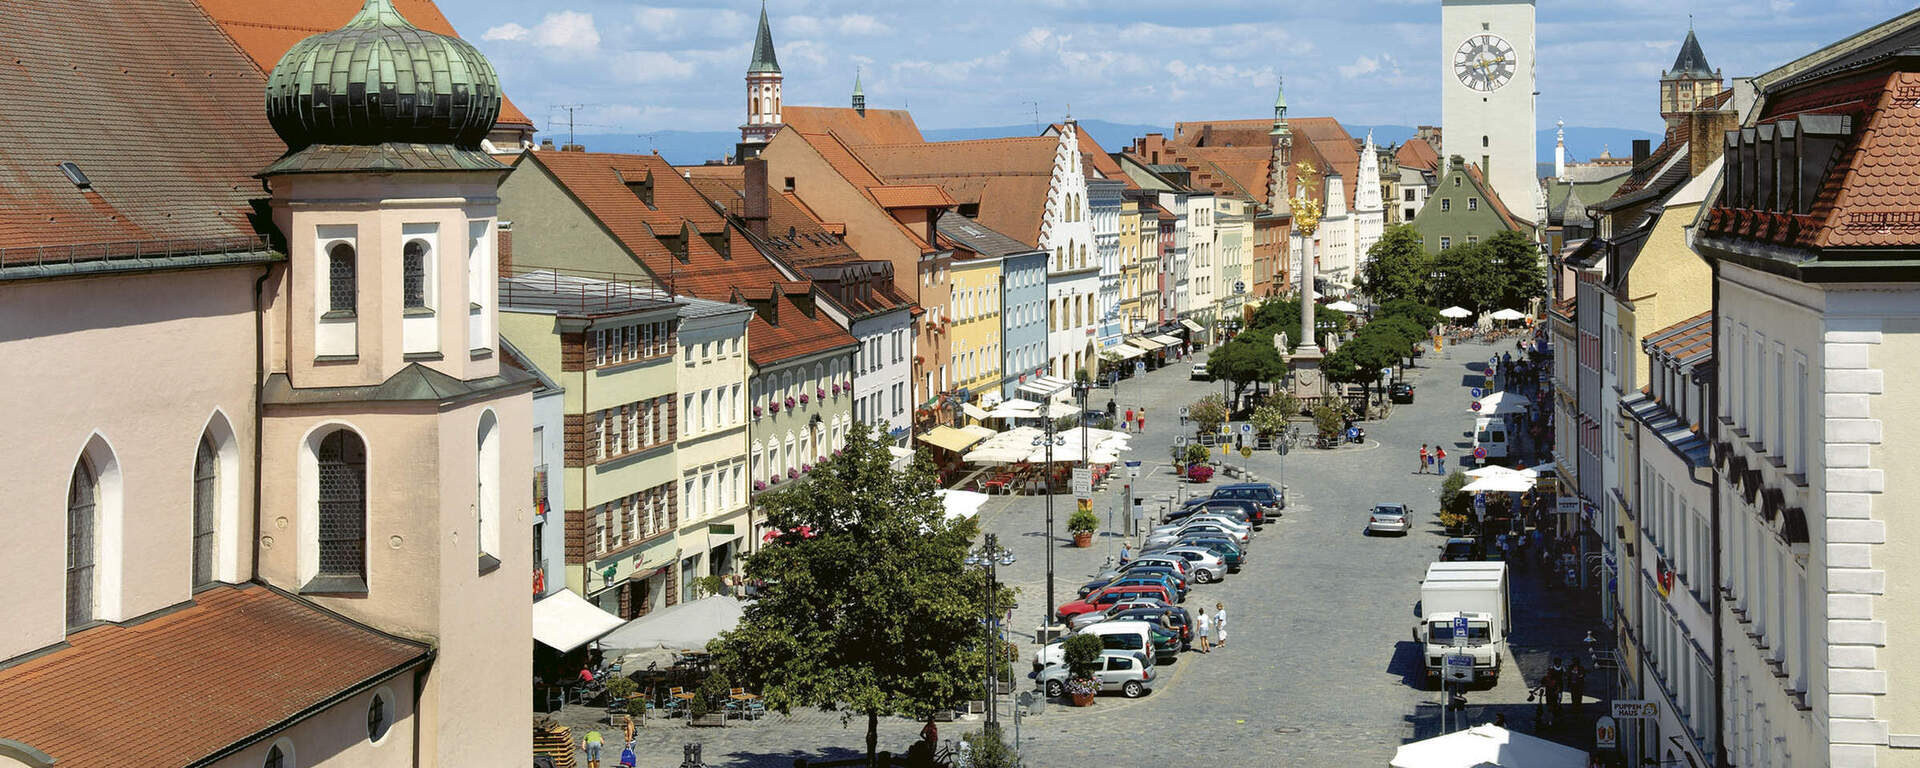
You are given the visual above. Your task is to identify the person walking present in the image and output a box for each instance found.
[1194,609,1213,653]
[1435,446,1447,475]
[1213,602,1227,647]
[1123,406,1134,433]
[1119,542,1132,565]
[1544,658,1564,717]
[1137,407,1146,432]
[1568,659,1588,711]
[1419,444,1430,474]
[582,730,604,768]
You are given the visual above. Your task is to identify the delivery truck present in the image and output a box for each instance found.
[1413,561,1510,688]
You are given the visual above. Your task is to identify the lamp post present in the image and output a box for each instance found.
[966,535,1016,731]
[1034,423,1066,629]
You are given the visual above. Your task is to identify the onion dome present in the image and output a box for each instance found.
[265,0,502,150]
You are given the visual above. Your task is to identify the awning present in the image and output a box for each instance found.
[936,489,990,521]
[598,596,746,651]
[1017,376,1071,402]
[962,403,991,420]
[1128,336,1165,351]
[919,425,989,453]
[1180,319,1205,334]
[1390,724,1587,768]
[1110,344,1146,361]
[1463,474,1535,493]
[1151,334,1183,347]
[532,589,627,653]
[888,445,915,469]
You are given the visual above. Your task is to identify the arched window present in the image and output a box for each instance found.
[476,411,500,563]
[367,688,393,742]
[402,240,429,310]
[192,435,218,588]
[328,243,357,314]
[316,430,368,583]
[768,441,781,477]
[751,441,763,480]
[67,456,98,629]
[265,744,285,768]
[750,96,760,120]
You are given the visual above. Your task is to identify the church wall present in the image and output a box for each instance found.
[206,680,416,768]
[0,265,261,660]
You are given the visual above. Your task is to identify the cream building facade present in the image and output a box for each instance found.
[672,302,756,595]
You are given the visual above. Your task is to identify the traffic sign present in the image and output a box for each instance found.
[1451,616,1469,647]
[1470,400,1483,412]
[1470,387,1484,398]
[1072,468,1093,499]
[1234,281,1247,294]
[1135,362,1147,377]
[1595,716,1618,748]
[1239,446,1253,458]
[1125,460,1142,479]
[1443,653,1475,682]
[1611,700,1659,719]
[1473,447,1488,460]
[1176,436,1188,447]
[1240,423,1253,434]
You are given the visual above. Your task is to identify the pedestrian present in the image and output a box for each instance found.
[1213,602,1227,647]
[1119,542,1132,565]
[1138,407,1147,432]
[583,730,604,768]
[1435,446,1447,475]
[921,716,938,745]
[619,740,637,768]
[1194,609,1213,653]
[1419,444,1430,474]
[1569,659,1588,710]
[1544,658,1564,715]
[1125,407,1135,430]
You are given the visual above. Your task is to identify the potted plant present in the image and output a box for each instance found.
[769,401,780,414]
[603,674,639,716]
[785,396,797,408]
[754,480,768,492]
[1187,464,1215,484]
[688,669,731,726]
[800,394,810,405]
[1061,633,1103,706]
[753,405,763,418]
[1068,508,1098,547]
[817,387,827,399]
[788,468,799,479]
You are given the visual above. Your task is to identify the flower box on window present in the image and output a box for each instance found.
[770,402,781,413]
[817,388,827,399]
[799,394,810,405]
[785,397,797,408]
[754,406,764,418]
[769,475,780,486]
[754,481,767,491]
[788,468,799,479]
[802,463,813,473]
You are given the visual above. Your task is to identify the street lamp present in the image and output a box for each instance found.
[965,535,1017,731]
[1033,424,1067,629]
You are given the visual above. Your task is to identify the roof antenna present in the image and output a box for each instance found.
[554,104,584,147]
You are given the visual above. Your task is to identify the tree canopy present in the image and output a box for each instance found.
[1484,230,1545,311]
[1247,298,1346,349]
[712,423,1014,762]
[1377,299,1442,333]
[1207,329,1288,403]
[1357,225,1434,306]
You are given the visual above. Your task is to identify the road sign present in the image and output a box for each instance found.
[1239,446,1253,458]
[1473,494,1487,513]
[1125,460,1142,479]
[1072,468,1093,499]
[1470,387,1484,398]
[1473,447,1488,460]
[1470,400,1483,412]
[1595,716,1618,748]
[1180,406,1190,417]
[1443,653,1475,682]
[1234,281,1246,294]
[1176,436,1188,447]
[1611,700,1659,719]
[1135,362,1147,377]
[1451,616,1469,647]
[1240,423,1253,434]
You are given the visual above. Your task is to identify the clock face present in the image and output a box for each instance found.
[1454,34,1517,93]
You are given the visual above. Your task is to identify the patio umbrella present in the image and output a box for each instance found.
[1390,724,1587,768]
[599,596,747,650]
[1462,473,1534,493]
[1464,465,1528,478]
[1470,391,1531,416]
[1439,306,1473,319]
[1326,300,1361,313]
[1490,308,1527,322]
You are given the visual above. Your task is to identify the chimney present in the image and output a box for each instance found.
[561,143,586,152]
[1632,139,1651,168]
[497,220,514,274]
[744,157,771,239]
[539,138,556,151]
[1690,107,1740,176]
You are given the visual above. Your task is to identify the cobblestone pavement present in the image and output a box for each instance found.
[568,339,1608,766]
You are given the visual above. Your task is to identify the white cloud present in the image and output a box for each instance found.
[1340,55,1383,78]
[613,51,698,83]
[482,23,528,42]
[486,11,599,51]
[838,14,891,36]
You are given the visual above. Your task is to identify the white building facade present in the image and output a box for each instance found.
[1043,123,1099,378]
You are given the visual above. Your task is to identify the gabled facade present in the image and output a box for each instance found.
[1409,155,1530,253]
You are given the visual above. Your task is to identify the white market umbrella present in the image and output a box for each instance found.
[599,596,746,650]
[936,489,990,521]
[1462,474,1535,493]
[1464,465,1527,478]
[1470,391,1531,416]
[1439,306,1473,319]
[1390,725,1588,768]
[1326,300,1361,313]
[1490,308,1527,322]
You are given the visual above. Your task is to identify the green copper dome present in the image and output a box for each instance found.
[265,0,502,150]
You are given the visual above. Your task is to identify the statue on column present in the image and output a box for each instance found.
[1288,162,1327,399]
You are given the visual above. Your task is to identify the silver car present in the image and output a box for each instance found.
[1153,547,1228,583]
[1366,503,1413,536]
[1067,598,1174,630]
[1036,649,1157,698]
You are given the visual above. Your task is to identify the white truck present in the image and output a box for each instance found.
[1413,561,1510,688]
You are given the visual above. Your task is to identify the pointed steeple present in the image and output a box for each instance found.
[852,68,866,113]
[1668,29,1713,78]
[749,0,781,74]
[1269,78,1291,139]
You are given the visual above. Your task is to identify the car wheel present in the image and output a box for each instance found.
[1122,681,1145,698]
[1195,568,1214,583]
[1362,529,1372,537]
[1045,679,1064,698]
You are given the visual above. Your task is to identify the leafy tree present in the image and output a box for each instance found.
[1366,315,1428,366]
[1312,402,1346,446]
[1378,299,1442,334]
[963,725,1024,768]
[1246,298,1347,348]
[1323,332,1401,402]
[1206,330,1288,405]
[1485,230,1545,310]
[711,423,1014,763]
[1430,242,1505,313]
[1189,394,1228,435]
[1251,393,1300,436]
[1358,225,1434,306]
[1440,470,1471,516]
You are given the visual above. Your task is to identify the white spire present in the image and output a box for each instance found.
[1554,119,1567,181]
[1354,130,1382,213]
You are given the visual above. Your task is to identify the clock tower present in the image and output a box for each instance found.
[1441,0,1537,216]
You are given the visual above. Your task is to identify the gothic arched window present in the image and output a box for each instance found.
[192,435,218,587]
[328,243,357,314]
[67,456,98,629]
[316,430,368,582]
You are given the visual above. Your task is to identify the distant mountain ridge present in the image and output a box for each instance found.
[559,121,1659,168]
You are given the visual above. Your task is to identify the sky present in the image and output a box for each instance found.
[446,0,1915,140]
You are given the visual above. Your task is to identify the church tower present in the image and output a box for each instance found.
[852,69,866,115]
[1440,0,1537,216]
[739,0,783,159]
[1267,80,1293,209]
[1660,29,1723,131]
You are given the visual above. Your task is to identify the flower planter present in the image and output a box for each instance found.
[1072,531,1093,548]
[1070,690,1096,707]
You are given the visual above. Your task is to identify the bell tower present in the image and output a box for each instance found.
[739,0,784,159]
[1660,29,1724,131]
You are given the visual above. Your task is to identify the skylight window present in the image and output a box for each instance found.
[59,162,91,189]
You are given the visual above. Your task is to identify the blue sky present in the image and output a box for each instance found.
[447,0,1914,139]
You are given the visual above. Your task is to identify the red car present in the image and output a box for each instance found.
[1055,585,1175,622]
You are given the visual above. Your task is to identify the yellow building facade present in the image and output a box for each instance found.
[949,254,1005,398]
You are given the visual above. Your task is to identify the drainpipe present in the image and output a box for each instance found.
[251,265,271,583]
[1708,260,1727,768]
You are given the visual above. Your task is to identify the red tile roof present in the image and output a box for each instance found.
[743,291,860,367]
[1396,139,1442,172]
[0,0,283,251]
[0,584,428,767]
[1464,163,1526,231]
[1812,70,1920,249]
[781,106,924,145]
[1172,119,1274,149]
[686,173,873,273]
[850,137,1059,247]
[189,0,535,129]
[1291,118,1361,210]
[793,131,939,251]
[869,185,958,209]
[1646,311,1713,361]
[1170,145,1272,205]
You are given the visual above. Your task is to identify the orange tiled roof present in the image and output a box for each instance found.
[1176,145,1272,205]
[1461,163,1526,231]
[1646,311,1713,361]
[189,0,535,129]
[1396,139,1442,172]
[744,292,860,367]
[687,173,869,272]
[781,106,924,145]
[0,0,283,252]
[1292,118,1361,210]
[1812,70,1920,249]
[869,185,958,209]
[1172,119,1273,149]
[0,584,428,768]
[851,137,1058,247]
[793,131,939,251]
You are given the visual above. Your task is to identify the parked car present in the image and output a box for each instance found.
[1146,521,1249,549]
[1033,620,1161,670]
[1081,565,1187,596]
[1366,503,1413,536]
[1389,382,1416,403]
[1037,649,1157,698]
[1122,555,1191,578]
[1175,537,1246,570]
[1104,605,1194,646]
[1208,482,1286,514]
[1190,362,1211,381]
[1152,547,1229,583]
[1441,537,1481,561]
[1067,598,1174,630]
[1055,585,1176,621]
[1171,498,1264,526]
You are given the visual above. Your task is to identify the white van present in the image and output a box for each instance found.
[1032,620,1159,670]
[1471,416,1509,464]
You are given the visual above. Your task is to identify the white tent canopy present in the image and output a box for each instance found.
[936,489,990,521]
[1390,725,1588,768]
[532,589,627,653]
[1440,306,1474,319]
[598,596,746,651]
[1463,473,1535,493]
[1326,300,1361,313]
[1465,465,1537,479]
[1489,308,1527,321]
[887,445,915,470]
[1471,391,1531,416]
[964,426,1043,464]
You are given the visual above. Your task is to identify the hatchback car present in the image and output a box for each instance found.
[1365,503,1412,536]
[1122,555,1191,578]
[1389,382,1416,403]
[1190,362,1211,381]
[1172,498,1265,526]
[1055,585,1175,621]
[1209,482,1286,513]
[1441,537,1480,561]
[1037,650,1157,698]
[1152,547,1229,583]
[1146,522,1249,549]
[1067,598,1173,630]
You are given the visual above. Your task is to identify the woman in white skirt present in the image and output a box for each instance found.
[1213,602,1227,647]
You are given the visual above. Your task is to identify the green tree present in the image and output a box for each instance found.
[711,423,1014,763]
[1189,394,1228,435]
[1206,330,1288,405]
[1366,315,1427,367]
[1251,393,1300,437]
[1430,242,1504,313]
[1246,298,1346,348]
[1485,230,1545,310]
[1357,225,1434,306]
[1322,333,1401,402]
[1378,299,1442,334]
[1312,402,1346,445]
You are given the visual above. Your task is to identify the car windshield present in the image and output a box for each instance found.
[1428,620,1493,643]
